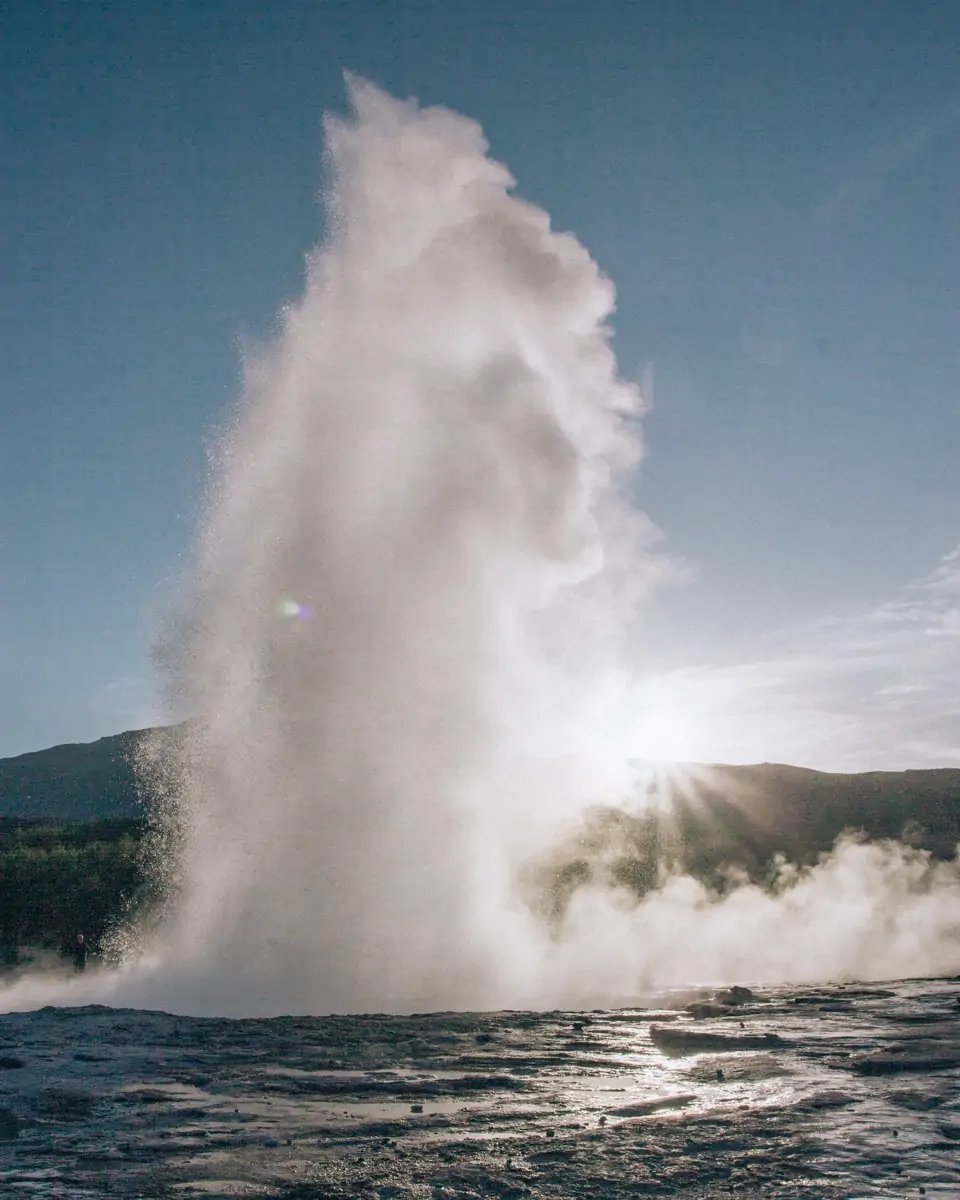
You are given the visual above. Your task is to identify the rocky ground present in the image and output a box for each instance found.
[0,978,958,1198]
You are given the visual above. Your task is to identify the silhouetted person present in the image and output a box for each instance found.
[73,934,88,973]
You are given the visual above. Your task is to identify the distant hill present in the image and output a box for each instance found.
[0,728,167,821]
[529,760,960,916]
[679,760,960,864]
[1,731,958,873]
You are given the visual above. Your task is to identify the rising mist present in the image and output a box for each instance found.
[133,77,656,1013]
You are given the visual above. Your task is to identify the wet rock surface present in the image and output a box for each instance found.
[0,979,957,1197]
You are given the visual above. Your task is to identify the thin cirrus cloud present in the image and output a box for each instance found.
[816,99,960,224]
[633,547,960,772]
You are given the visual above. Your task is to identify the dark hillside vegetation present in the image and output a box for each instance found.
[0,818,146,963]
[2,728,957,854]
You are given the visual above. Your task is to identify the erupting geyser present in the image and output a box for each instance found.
[139,78,654,1013]
[5,80,957,1021]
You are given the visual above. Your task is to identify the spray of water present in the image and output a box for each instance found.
[3,80,959,1017]
[126,77,658,1014]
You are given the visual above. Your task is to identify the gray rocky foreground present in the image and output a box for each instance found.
[0,978,958,1197]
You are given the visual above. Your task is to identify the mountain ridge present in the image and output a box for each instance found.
[0,727,178,821]
[1,730,958,871]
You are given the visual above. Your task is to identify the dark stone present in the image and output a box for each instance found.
[0,1106,19,1139]
[853,1055,960,1076]
[611,1095,695,1117]
[650,1025,785,1055]
[791,1091,857,1113]
[115,1089,171,1104]
[686,1003,729,1019]
[715,986,754,1007]
[35,1087,93,1119]
[889,1091,944,1110]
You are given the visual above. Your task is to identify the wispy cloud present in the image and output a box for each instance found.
[631,546,960,771]
[816,100,960,224]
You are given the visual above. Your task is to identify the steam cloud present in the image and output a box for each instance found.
[136,77,658,1013]
[3,80,958,1016]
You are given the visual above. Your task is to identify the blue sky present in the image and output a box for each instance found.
[2,0,958,765]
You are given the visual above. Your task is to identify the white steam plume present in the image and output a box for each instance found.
[129,77,659,1014]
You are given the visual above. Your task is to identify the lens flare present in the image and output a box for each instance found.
[277,598,312,620]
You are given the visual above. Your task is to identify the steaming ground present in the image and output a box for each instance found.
[2,829,959,1019]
